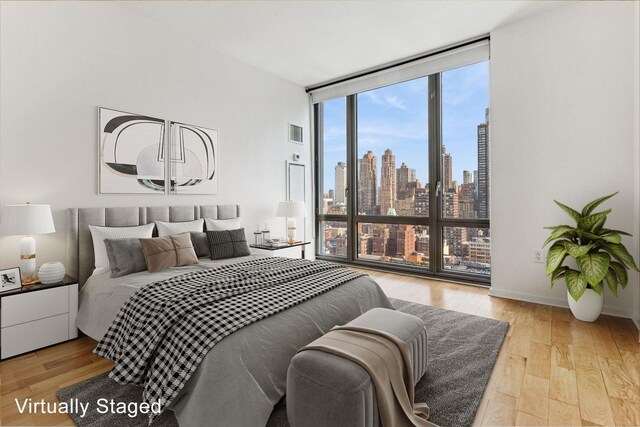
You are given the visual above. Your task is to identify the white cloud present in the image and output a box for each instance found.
[385,96,406,110]
[361,91,407,110]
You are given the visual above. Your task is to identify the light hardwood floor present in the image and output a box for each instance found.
[0,269,638,426]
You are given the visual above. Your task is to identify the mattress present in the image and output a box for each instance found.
[76,255,393,427]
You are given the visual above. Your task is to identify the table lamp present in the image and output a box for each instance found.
[276,201,306,244]
[0,203,55,284]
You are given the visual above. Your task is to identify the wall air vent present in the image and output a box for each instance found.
[289,123,303,144]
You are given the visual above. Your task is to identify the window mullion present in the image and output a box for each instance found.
[429,73,442,275]
[346,95,358,263]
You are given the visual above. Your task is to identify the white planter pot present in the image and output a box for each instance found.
[38,262,66,284]
[567,288,603,322]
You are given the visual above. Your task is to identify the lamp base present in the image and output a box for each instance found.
[286,217,297,244]
[22,276,41,286]
[20,236,39,285]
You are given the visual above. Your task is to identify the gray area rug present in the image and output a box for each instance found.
[57,298,508,427]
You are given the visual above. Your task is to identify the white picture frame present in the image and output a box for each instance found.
[0,267,22,292]
[169,121,219,195]
[98,107,167,194]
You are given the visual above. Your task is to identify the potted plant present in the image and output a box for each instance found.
[543,192,639,322]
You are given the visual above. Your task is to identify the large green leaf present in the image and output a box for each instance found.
[599,233,622,244]
[544,225,572,231]
[605,267,618,296]
[590,217,607,234]
[581,192,618,216]
[600,228,632,237]
[577,253,611,286]
[603,243,640,271]
[551,266,568,288]
[554,200,583,223]
[546,242,567,275]
[543,225,576,247]
[577,210,611,232]
[590,281,604,296]
[609,261,628,288]
[563,242,595,258]
[565,269,588,301]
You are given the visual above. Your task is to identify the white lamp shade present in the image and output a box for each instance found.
[276,201,306,218]
[0,204,56,236]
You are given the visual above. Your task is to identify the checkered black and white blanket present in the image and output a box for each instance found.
[94,257,365,423]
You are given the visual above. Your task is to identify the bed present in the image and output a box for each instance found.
[68,205,392,427]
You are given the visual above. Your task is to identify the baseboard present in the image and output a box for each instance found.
[488,288,635,319]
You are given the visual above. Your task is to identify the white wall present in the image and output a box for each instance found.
[490,2,640,319]
[0,2,311,270]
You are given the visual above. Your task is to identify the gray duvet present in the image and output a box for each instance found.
[76,255,392,427]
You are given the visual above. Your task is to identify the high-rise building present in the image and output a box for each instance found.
[358,151,377,214]
[443,191,467,256]
[334,162,347,205]
[466,236,491,264]
[415,235,430,256]
[443,190,458,218]
[328,189,335,202]
[358,235,372,256]
[396,162,416,199]
[478,108,490,219]
[414,186,429,217]
[371,225,389,256]
[463,170,473,185]
[380,149,396,215]
[474,170,478,199]
[394,224,416,258]
[396,181,420,216]
[442,146,453,192]
[335,234,347,256]
[459,182,476,218]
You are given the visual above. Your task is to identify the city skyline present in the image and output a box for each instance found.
[322,61,489,191]
[320,104,490,276]
[324,107,489,219]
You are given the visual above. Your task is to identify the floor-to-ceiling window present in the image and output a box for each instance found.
[313,39,490,284]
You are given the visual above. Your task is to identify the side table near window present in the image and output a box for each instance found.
[250,241,311,259]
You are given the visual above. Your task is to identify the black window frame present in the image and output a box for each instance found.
[314,73,490,286]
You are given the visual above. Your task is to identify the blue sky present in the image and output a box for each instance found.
[322,61,489,192]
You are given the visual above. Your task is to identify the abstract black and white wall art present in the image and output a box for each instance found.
[99,107,166,193]
[170,122,218,194]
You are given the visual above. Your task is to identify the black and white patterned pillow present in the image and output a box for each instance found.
[206,228,251,260]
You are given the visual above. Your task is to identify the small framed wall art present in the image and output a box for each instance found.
[0,267,22,293]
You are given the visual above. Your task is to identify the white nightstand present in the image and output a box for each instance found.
[0,276,78,360]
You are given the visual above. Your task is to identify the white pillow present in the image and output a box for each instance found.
[88,223,155,275]
[205,217,241,231]
[155,218,204,237]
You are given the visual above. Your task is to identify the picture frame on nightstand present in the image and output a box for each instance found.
[0,267,21,293]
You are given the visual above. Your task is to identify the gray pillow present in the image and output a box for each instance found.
[104,238,148,278]
[206,228,251,260]
[190,231,210,258]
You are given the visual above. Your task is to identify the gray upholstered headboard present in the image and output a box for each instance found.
[66,205,240,287]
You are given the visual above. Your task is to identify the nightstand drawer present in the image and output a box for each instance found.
[1,286,69,327]
[1,313,69,359]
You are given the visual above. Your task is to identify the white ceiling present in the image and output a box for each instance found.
[119,1,564,88]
